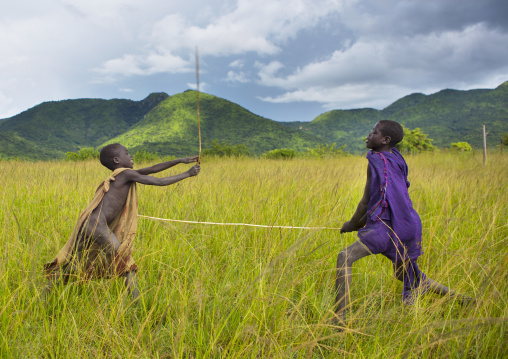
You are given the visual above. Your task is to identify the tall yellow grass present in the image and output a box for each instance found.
[0,153,506,358]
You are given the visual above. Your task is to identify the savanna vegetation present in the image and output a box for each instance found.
[1,152,506,358]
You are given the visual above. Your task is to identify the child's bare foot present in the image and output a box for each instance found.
[39,283,53,304]
[457,294,476,307]
[329,312,347,331]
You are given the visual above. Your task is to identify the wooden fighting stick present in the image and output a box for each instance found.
[195,47,201,164]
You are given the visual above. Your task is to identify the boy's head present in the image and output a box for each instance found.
[366,120,404,151]
[100,143,133,170]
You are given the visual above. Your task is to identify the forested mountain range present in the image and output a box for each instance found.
[0,82,506,159]
[282,81,508,153]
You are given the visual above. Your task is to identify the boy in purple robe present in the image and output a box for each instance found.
[335,120,471,321]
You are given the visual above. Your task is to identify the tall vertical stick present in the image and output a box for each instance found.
[195,46,202,164]
[482,125,487,166]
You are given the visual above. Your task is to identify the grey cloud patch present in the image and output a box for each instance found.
[257,22,508,108]
[341,0,508,37]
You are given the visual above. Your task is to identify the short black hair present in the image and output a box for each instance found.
[100,143,124,170]
[377,120,404,146]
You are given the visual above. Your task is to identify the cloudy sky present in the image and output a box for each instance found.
[1,0,507,122]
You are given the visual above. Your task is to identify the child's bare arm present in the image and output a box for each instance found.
[124,165,200,186]
[137,156,199,175]
[340,166,371,233]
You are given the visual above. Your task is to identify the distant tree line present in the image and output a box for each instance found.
[63,126,508,162]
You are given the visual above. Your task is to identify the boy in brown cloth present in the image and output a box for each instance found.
[43,143,200,301]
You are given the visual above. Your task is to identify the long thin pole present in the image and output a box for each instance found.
[482,125,487,166]
[138,214,341,230]
[195,47,201,164]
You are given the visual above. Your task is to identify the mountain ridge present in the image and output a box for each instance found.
[282,81,508,152]
[0,82,506,159]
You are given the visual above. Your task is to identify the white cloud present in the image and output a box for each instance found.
[229,59,245,68]
[94,52,190,77]
[0,91,17,119]
[225,71,250,83]
[260,84,411,110]
[256,61,285,84]
[187,82,209,92]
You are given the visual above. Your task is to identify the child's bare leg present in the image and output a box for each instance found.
[41,274,58,302]
[84,222,121,255]
[85,221,140,302]
[425,277,474,305]
[41,264,71,302]
[88,224,140,302]
[334,241,372,320]
[124,271,139,302]
[394,261,452,295]
[394,262,474,305]
[425,277,451,296]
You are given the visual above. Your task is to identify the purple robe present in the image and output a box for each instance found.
[358,148,427,303]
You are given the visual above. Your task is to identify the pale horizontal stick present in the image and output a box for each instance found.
[138,214,340,230]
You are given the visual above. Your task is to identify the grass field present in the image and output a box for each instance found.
[0,153,506,358]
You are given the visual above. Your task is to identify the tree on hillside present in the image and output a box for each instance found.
[396,126,436,154]
[502,133,508,146]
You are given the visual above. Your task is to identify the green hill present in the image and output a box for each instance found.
[102,91,323,156]
[283,82,508,152]
[0,93,168,159]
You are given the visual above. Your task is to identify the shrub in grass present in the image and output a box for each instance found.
[450,142,473,152]
[202,140,250,157]
[262,148,298,159]
[65,147,99,161]
[305,143,347,158]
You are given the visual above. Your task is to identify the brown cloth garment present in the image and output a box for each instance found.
[44,168,138,279]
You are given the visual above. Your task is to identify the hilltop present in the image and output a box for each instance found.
[102,91,323,156]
